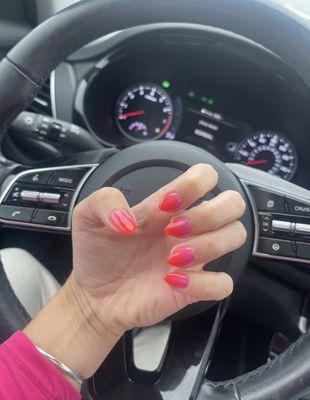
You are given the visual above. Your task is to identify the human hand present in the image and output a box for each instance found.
[70,164,247,338]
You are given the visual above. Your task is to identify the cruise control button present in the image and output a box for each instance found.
[19,171,52,185]
[50,169,86,189]
[0,206,35,222]
[257,237,295,257]
[32,210,68,227]
[249,187,287,213]
[286,198,310,217]
[296,242,310,260]
[39,192,61,205]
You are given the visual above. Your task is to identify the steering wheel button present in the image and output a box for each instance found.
[39,192,61,205]
[295,224,310,236]
[0,206,35,222]
[20,190,40,202]
[249,187,287,213]
[296,242,310,260]
[271,220,292,233]
[19,171,53,185]
[32,210,68,227]
[50,170,86,189]
[286,198,310,217]
[258,237,295,257]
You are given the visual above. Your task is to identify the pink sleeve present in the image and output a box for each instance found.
[0,331,81,400]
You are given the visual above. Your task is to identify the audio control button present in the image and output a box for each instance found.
[20,190,40,202]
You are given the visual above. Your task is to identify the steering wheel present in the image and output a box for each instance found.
[1,0,310,399]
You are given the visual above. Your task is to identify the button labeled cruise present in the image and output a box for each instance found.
[286,198,310,217]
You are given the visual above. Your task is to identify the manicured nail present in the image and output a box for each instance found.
[159,192,182,212]
[167,245,195,267]
[107,209,136,234]
[165,217,191,237]
[163,272,189,288]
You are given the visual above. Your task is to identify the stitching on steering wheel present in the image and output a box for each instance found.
[205,329,310,389]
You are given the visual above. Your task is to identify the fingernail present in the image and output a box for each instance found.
[159,192,182,212]
[167,245,195,267]
[165,217,191,237]
[107,209,136,234]
[163,272,189,288]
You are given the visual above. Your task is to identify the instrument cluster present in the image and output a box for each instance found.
[75,31,310,184]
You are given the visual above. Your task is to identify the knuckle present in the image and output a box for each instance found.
[187,164,218,194]
[234,221,247,244]
[99,187,122,198]
[225,190,246,212]
[207,236,223,256]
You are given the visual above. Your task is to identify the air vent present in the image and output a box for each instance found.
[27,77,53,116]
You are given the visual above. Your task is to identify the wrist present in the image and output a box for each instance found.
[65,274,124,341]
[24,274,122,382]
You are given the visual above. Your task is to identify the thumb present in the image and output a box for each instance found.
[73,187,136,234]
[163,270,233,301]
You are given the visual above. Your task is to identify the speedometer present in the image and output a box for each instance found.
[115,83,173,141]
[235,131,297,180]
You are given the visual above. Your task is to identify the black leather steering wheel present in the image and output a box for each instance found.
[1,1,310,399]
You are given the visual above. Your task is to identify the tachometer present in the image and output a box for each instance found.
[115,83,173,141]
[235,131,297,180]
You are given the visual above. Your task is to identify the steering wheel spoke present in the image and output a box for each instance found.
[228,163,310,265]
[89,300,229,400]
[0,164,98,232]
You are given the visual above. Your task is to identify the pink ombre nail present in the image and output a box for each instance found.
[167,245,195,267]
[108,209,136,234]
[165,217,191,237]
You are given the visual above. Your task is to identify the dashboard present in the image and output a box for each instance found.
[74,31,310,185]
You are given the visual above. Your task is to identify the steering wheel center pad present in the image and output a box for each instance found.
[77,141,253,318]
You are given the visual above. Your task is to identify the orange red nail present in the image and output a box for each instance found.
[108,209,136,234]
[163,272,189,288]
[159,192,182,212]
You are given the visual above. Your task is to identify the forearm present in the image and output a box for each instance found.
[23,274,122,389]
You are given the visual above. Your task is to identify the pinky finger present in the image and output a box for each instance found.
[163,270,233,301]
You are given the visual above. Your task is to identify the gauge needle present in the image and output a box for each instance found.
[119,110,145,118]
[243,159,268,166]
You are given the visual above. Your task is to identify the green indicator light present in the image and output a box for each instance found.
[188,91,196,98]
[201,96,208,103]
[208,98,215,105]
[162,80,171,89]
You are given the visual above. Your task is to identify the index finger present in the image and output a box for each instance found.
[136,163,218,217]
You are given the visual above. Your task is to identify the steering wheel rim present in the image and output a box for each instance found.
[1,1,310,399]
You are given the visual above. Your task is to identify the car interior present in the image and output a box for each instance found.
[1,0,310,399]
